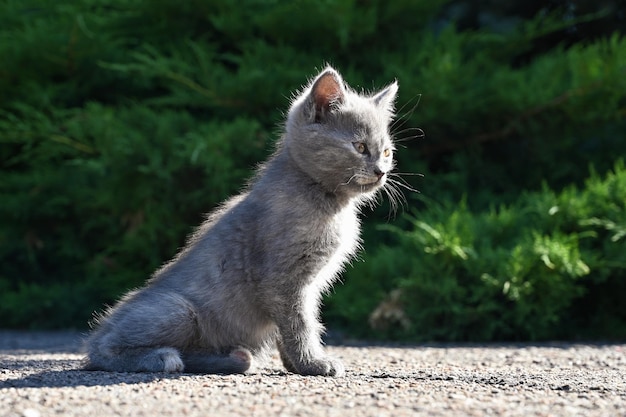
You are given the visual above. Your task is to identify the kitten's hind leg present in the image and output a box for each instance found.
[181,347,252,374]
[85,291,199,372]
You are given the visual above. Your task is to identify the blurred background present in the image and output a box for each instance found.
[1,0,625,342]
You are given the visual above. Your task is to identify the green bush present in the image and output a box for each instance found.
[1,0,625,337]
[0,101,266,327]
[327,161,626,341]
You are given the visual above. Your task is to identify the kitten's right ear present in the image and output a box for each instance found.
[308,68,345,122]
[372,81,399,115]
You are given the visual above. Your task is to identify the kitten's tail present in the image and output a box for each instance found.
[182,347,253,374]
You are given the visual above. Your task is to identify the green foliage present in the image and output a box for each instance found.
[329,161,626,341]
[0,0,624,337]
[0,100,265,327]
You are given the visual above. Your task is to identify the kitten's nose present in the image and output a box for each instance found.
[374,167,385,180]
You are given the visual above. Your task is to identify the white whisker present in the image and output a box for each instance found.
[390,93,422,133]
[392,172,424,177]
[334,173,358,193]
[387,174,420,193]
[394,127,425,142]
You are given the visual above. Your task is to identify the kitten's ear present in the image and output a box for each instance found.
[372,81,399,115]
[309,68,345,121]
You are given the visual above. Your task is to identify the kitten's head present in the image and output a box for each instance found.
[284,66,398,202]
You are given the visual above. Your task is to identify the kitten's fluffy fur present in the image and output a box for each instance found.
[84,66,398,376]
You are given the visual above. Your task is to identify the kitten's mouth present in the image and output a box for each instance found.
[355,175,385,187]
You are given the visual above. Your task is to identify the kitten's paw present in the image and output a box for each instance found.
[295,356,345,377]
[229,347,253,370]
[156,347,184,372]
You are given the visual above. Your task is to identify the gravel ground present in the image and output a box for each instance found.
[1,331,625,417]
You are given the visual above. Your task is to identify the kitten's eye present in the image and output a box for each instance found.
[383,148,391,158]
[353,142,368,154]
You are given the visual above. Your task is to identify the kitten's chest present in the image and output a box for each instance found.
[329,205,360,257]
[303,204,359,254]
[308,205,360,286]
[261,196,360,284]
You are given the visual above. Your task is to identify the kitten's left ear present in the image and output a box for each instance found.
[372,81,399,114]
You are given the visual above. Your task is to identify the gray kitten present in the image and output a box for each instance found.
[84,66,398,377]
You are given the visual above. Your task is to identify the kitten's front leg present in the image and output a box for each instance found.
[277,320,345,377]
[274,294,345,377]
[276,338,298,373]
